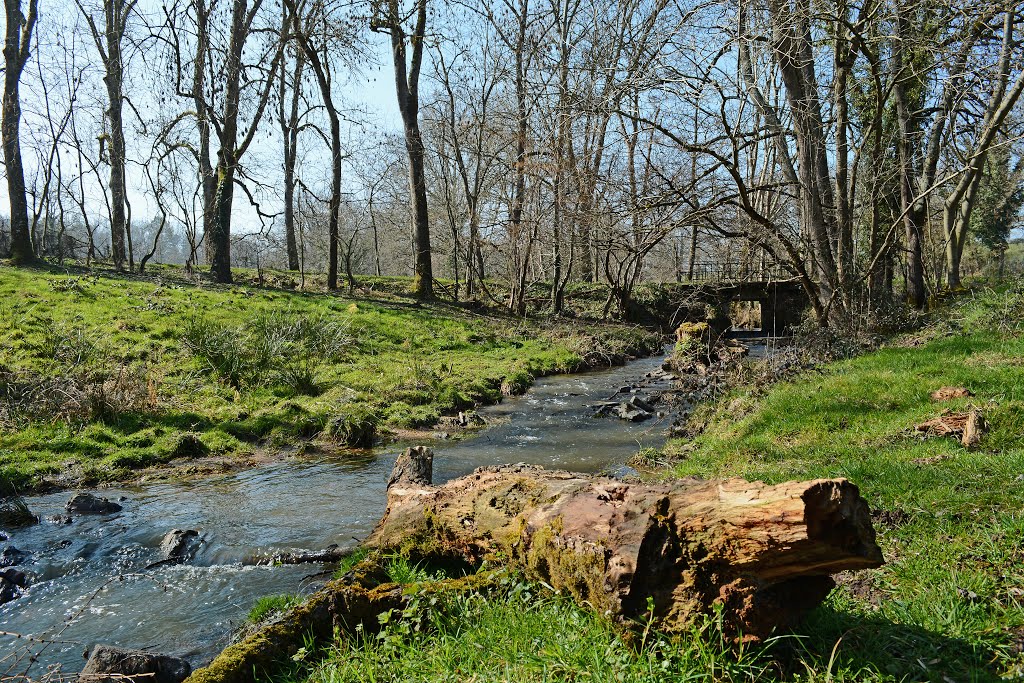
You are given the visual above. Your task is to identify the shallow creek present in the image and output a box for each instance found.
[1,350,677,675]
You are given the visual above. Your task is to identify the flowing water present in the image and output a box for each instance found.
[0,350,676,676]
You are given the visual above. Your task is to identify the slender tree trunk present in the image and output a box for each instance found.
[2,0,37,265]
[189,0,217,265]
[290,5,341,290]
[100,0,131,270]
[892,13,927,308]
[207,0,252,284]
[507,0,530,315]
[383,0,432,299]
[280,46,304,272]
[832,3,855,300]
[767,0,840,307]
[941,10,1024,289]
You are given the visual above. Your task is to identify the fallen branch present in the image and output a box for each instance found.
[368,447,884,640]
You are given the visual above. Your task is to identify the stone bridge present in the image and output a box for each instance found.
[629,279,808,336]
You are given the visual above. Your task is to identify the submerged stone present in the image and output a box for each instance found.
[66,492,122,514]
[80,645,191,683]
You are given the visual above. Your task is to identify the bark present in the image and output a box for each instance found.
[369,448,884,640]
[74,0,135,270]
[208,0,280,283]
[383,0,432,299]
[191,0,216,265]
[506,0,530,315]
[2,0,37,264]
[208,0,249,284]
[892,13,927,308]
[279,44,303,272]
[104,0,130,270]
[766,0,840,305]
[290,4,341,290]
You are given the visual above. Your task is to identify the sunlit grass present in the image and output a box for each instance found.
[0,264,662,492]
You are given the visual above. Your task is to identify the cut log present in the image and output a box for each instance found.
[369,447,884,640]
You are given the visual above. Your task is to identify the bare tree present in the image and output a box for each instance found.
[373,0,433,299]
[2,0,39,263]
[941,4,1024,288]
[278,19,305,271]
[73,0,137,270]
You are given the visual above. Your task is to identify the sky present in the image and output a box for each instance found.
[2,1,405,240]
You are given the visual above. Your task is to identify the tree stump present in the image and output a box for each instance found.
[369,447,884,639]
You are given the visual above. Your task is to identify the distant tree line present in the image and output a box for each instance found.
[1,0,1023,323]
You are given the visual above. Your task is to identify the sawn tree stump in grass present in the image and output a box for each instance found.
[369,447,884,640]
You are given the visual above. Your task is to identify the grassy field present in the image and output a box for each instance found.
[0,263,661,494]
[267,283,1024,683]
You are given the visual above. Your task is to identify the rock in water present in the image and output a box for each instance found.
[0,545,29,568]
[0,577,22,605]
[0,568,29,605]
[0,498,38,527]
[614,396,655,422]
[66,492,122,514]
[159,529,201,563]
[80,646,191,683]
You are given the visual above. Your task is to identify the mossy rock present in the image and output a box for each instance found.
[166,432,209,459]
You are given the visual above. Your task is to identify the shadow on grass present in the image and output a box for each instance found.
[104,410,215,434]
[779,605,1011,682]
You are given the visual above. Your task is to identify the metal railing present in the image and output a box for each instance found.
[682,261,787,283]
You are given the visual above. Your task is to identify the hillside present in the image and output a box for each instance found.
[0,264,661,494]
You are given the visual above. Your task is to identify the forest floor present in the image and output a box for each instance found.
[0,263,662,494]
[264,282,1024,683]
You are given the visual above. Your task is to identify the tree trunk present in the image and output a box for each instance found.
[290,6,340,291]
[370,448,884,640]
[102,0,130,271]
[893,14,926,308]
[191,0,216,266]
[208,0,251,284]
[941,10,1024,289]
[506,0,530,315]
[385,0,432,300]
[208,0,279,283]
[766,0,840,307]
[2,0,37,265]
[280,44,303,272]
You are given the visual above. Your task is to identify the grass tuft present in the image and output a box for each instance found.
[247,594,302,625]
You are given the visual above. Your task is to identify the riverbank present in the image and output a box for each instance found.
[0,339,680,676]
[655,282,1024,680]
[231,282,1024,683]
[0,264,663,494]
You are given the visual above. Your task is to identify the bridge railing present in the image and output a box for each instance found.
[683,261,787,283]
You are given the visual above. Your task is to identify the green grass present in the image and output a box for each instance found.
[650,283,1024,680]
[0,263,662,493]
[273,284,1024,683]
[280,579,779,683]
[248,594,302,624]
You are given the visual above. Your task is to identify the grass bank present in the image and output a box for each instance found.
[267,283,1024,683]
[0,264,662,494]
[655,283,1024,680]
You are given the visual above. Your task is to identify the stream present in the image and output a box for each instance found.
[0,349,679,676]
